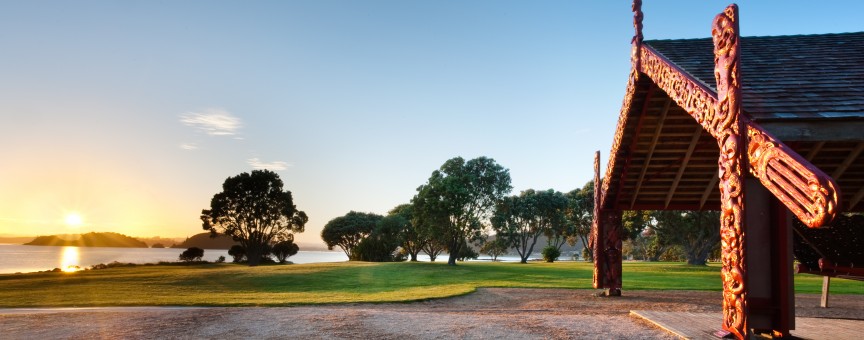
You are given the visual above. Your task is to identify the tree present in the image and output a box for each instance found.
[151,243,165,248]
[479,237,509,261]
[179,247,204,262]
[651,210,720,265]
[421,239,446,262]
[321,211,382,260]
[201,170,308,266]
[272,240,300,263]
[541,245,561,263]
[228,245,246,263]
[492,189,568,263]
[565,182,594,260]
[412,157,512,266]
[385,204,425,261]
[354,213,405,262]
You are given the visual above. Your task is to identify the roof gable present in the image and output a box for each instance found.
[646,32,864,121]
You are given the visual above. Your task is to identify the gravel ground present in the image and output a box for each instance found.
[1,288,861,339]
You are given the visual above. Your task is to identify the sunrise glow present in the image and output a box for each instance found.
[60,246,81,272]
[64,213,83,228]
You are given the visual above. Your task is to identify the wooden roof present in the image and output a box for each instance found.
[602,32,864,213]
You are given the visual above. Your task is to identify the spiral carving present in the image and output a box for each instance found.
[746,125,840,228]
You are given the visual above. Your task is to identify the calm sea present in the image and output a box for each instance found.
[0,244,349,274]
[0,244,543,274]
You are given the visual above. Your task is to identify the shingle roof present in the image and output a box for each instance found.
[645,32,864,121]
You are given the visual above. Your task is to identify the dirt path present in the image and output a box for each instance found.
[2,289,862,339]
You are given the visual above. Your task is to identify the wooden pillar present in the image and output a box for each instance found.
[712,5,749,338]
[743,178,795,336]
[591,151,623,296]
[821,276,831,308]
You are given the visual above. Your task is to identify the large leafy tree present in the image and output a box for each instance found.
[565,182,594,260]
[384,204,425,261]
[651,210,720,265]
[492,189,568,263]
[201,170,307,266]
[321,211,382,260]
[412,156,512,266]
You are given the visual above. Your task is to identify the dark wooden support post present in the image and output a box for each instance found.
[591,151,623,297]
[821,276,831,308]
[743,178,795,336]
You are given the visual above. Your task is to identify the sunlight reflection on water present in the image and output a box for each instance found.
[60,246,81,272]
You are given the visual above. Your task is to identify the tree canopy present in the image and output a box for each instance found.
[651,210,720,265]
[492,189,568,263]
[412,156,512,265]
[385,204,425,261]
[321,211,383,260]
[200,170,307,266]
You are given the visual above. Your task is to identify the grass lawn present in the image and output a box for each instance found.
[0,261,860,307]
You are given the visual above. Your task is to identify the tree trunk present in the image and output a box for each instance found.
[447,239,460,266]
[246,245,262,266]
[410,252,418,262]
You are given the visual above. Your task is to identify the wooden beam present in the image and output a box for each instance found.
[631,97,672,209]
[665,128,703,208]
[614,85,655,210]
[805,141,825,162]
[759,120,864,142]
[850,185,864,210]
[831,142,864,180]
[699,173,719,210]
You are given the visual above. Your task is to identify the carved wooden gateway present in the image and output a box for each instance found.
[594,2,864,338]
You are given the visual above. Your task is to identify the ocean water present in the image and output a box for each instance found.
[0,244,548,274]
[0,244,349,274]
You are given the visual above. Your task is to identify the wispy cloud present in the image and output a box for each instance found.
[248,158,292,171]
[179,143,198,151]
[180,108,242,136]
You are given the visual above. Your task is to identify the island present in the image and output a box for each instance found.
[24,232,148,248]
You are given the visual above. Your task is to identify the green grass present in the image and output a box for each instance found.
[0,261,860,307]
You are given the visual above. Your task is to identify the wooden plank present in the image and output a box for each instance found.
[831,142,864,180]
[631,310,864,339]
[805,141,825,161]
[759,121,864,141]
[699,174,719,210]
[631,98,672,209]
[850,185,864,210]
[665,129,702,208]
[614,85,655,210]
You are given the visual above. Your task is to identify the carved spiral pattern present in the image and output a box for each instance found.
[601,68,637,206]
[712,5,747,339]
[746,126,840,227]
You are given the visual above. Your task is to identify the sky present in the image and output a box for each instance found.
[1,0,862,245]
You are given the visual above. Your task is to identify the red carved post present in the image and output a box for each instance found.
[712,5,747,339]
[591,150,623,296]
[631,0,644,74]
[591,151,602,288]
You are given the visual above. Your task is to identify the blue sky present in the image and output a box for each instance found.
[1,1,861,245]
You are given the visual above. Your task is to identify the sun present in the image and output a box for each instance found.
[64,213,83,228]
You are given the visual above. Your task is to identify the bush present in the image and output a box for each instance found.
[272,241,300,263]
[228,245,246,263]
[216,255,226,263]
[455,241,479,262]
[353,235,402,262]
[179,247,204,262]
[541,246,561,263]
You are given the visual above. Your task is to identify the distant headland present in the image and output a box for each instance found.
[24,232,148,248]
